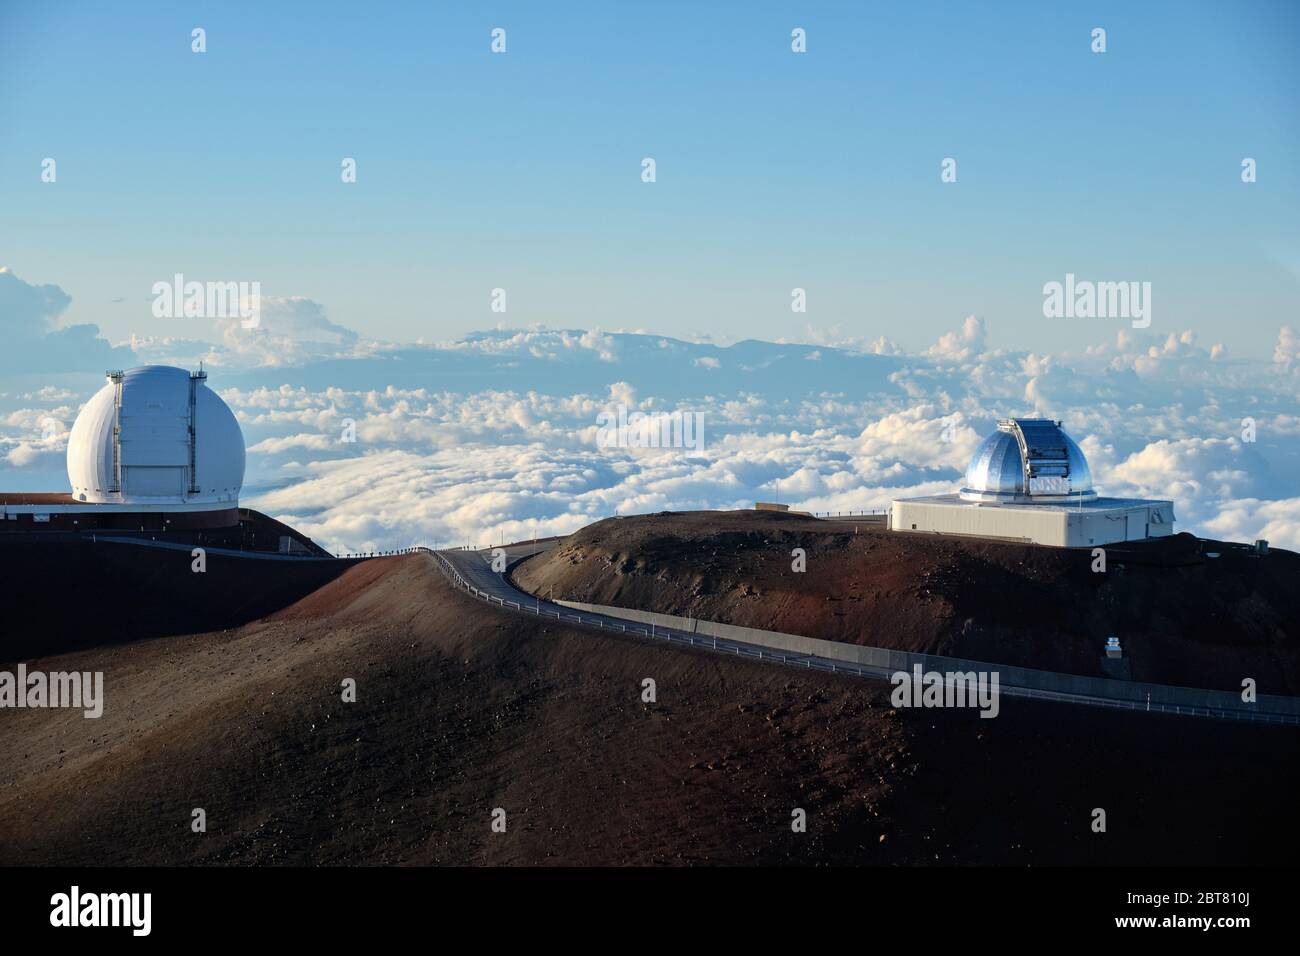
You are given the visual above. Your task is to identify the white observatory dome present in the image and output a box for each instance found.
[66,366,245,507]
[960,418,1094,503]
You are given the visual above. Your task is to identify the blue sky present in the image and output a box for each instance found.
[1,0,1298,357]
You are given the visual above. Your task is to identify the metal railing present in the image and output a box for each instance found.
[429,550,1300,727]
[810,509,888,519]
[334,546,438,559]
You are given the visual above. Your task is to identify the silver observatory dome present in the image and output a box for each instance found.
[960,419,1094,503]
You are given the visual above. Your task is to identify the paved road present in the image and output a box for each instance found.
[435,544,1300,726]
[47,531,1298,725]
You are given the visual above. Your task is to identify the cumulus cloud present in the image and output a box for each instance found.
[0,267,136,373]
[782,325,905,357]
[1200,497,1300,552]
[126,296,371,369]
[433,327,619,363]
[20,386,78,402]
[926,315,986,361]
[212,296,366,367]
[1109,437,1254,499]
[851,407,980,479]
[1275,326,1299,371]
[1078,328,1251,383]
[5,440,63,468]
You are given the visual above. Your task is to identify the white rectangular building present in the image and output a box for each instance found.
[891,494,1175,548]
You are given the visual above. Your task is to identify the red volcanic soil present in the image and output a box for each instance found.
[512,510,1300,694]
[0,552,1297,866]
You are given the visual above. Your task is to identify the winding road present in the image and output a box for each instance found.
[436,542,1300,727]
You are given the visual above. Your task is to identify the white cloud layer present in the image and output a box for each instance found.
[2,290,1297,556]
[209,318,1300,554]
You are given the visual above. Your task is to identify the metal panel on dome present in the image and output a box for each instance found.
[1029,475,1071,495]
[964,431,1026,495]
[1015,419,1069,473]
[1003,419,1080,495]
[123,466,187,497]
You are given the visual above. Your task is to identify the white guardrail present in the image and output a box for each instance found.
[425,551,1300,727]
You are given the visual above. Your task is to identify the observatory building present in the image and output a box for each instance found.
[0,367,339,655]
[890,418,1175,547]
[1,365,245,532]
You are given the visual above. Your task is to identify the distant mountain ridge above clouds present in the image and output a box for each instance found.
[3,266,1294,409]
[209,329,913,403]
[135,321,1300,425]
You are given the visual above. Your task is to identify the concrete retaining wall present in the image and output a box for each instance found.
[557,600,1300,719]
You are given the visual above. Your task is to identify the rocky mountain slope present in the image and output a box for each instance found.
[512,510,1300,693]
[2,551,1296,866]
